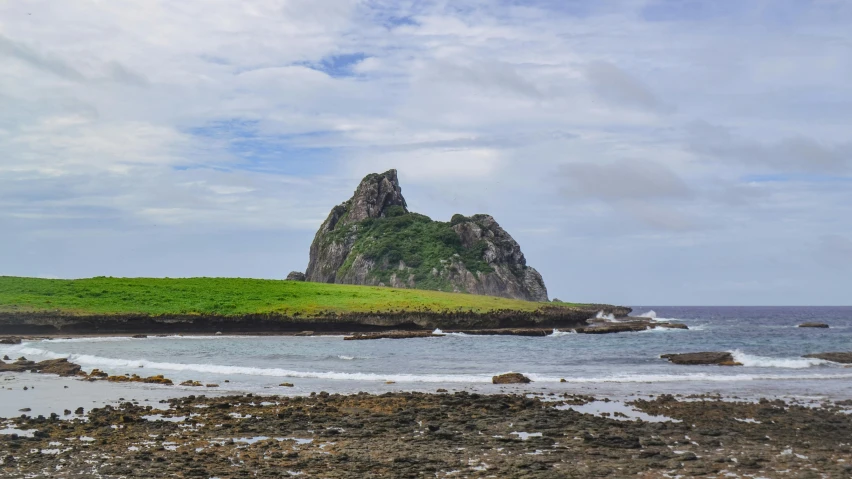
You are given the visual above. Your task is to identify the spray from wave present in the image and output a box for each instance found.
[595,311,616,321]
[730,350,829,369]
[548,329,576,337]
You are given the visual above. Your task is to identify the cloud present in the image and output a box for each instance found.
[558,159,692,200]
[687,121,851,174]
[0,34,85,81]
[585,61,667,112]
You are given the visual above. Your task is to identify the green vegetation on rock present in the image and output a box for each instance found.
[334,212,493,291]
[0,276,574,317]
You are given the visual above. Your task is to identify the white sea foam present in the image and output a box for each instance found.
[595,311,616,321]
[337,355,355,361]
[640,310,657,319]
[548,329,576,337]
[730,350,829,369]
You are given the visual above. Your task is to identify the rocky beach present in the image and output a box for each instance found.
[2,387,852,478]
[2,306,852,477]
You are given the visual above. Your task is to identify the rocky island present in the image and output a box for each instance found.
[302,169,548,301]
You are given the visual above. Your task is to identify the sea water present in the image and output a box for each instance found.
[2,307,851,401]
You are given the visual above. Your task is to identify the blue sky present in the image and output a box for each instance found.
[0,0,850,305]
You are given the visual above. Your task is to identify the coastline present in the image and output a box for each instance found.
[0,305,631,336]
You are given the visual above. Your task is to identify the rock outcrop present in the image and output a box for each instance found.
[286,271,306,281]
[660,352,742,366]
[803,352,852,364]
[492,372,532,384]
[304,170,549,301]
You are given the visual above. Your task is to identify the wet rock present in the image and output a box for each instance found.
[107,374,173,385]
[293,331,314,336]
[131,334,148,338]
[660,352,742,366]
[205,384,219,388]
[798,322,829,328]
[492,373,531,384]
[0,357,82,376]
[803,352,852,364]
[279,383,294,387]
[344,331,443,340]
[180,380,204,387]
[656,322,689,330]
[0,337,22,345]
[450,328,551,337]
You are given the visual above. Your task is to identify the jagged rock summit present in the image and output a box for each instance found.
[304,170,548,301]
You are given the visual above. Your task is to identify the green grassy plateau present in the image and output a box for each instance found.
[0,276,571,317]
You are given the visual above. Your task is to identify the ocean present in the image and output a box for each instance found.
[3,306,851,401]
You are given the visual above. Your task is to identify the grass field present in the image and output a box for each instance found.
[0,277,570,317]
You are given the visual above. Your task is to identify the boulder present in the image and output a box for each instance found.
[661,352,742,366]
[492,372,532,384]
[0,337,22,345]
[798,322,829,328]
[286,271,306,281]
[803,352,852,364]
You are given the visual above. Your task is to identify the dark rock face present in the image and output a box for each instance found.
[798,322,829,328]
[286,271,306,281]
[803,352,852,363]
[303,169,549,301]
[492,372,531,384]
[660,352,742,366]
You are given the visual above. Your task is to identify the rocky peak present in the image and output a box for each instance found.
[342,169,408,226]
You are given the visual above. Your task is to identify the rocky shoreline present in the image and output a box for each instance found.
[0,305,631,336]
[1,391,850,478]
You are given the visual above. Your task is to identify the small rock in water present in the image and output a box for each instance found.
[660,352,742,366]
[23,386,28,391]
[492,373,532,384]
[436,389,448,393]
[803,352,852,363]
[279,383,294,387]
[205,384,219,388]
[64,409,71,415]
[798,322,829,328]
[385,381,396,384]
[74,407,84,415]
[19,408,31,412]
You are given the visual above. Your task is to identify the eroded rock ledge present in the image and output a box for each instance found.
[0,305,631,335]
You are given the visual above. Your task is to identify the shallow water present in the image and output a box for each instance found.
[2,306,851,405]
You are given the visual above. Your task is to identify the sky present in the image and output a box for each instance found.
[1,0,850,306]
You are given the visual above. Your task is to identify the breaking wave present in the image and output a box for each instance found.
[730,350,829,369]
